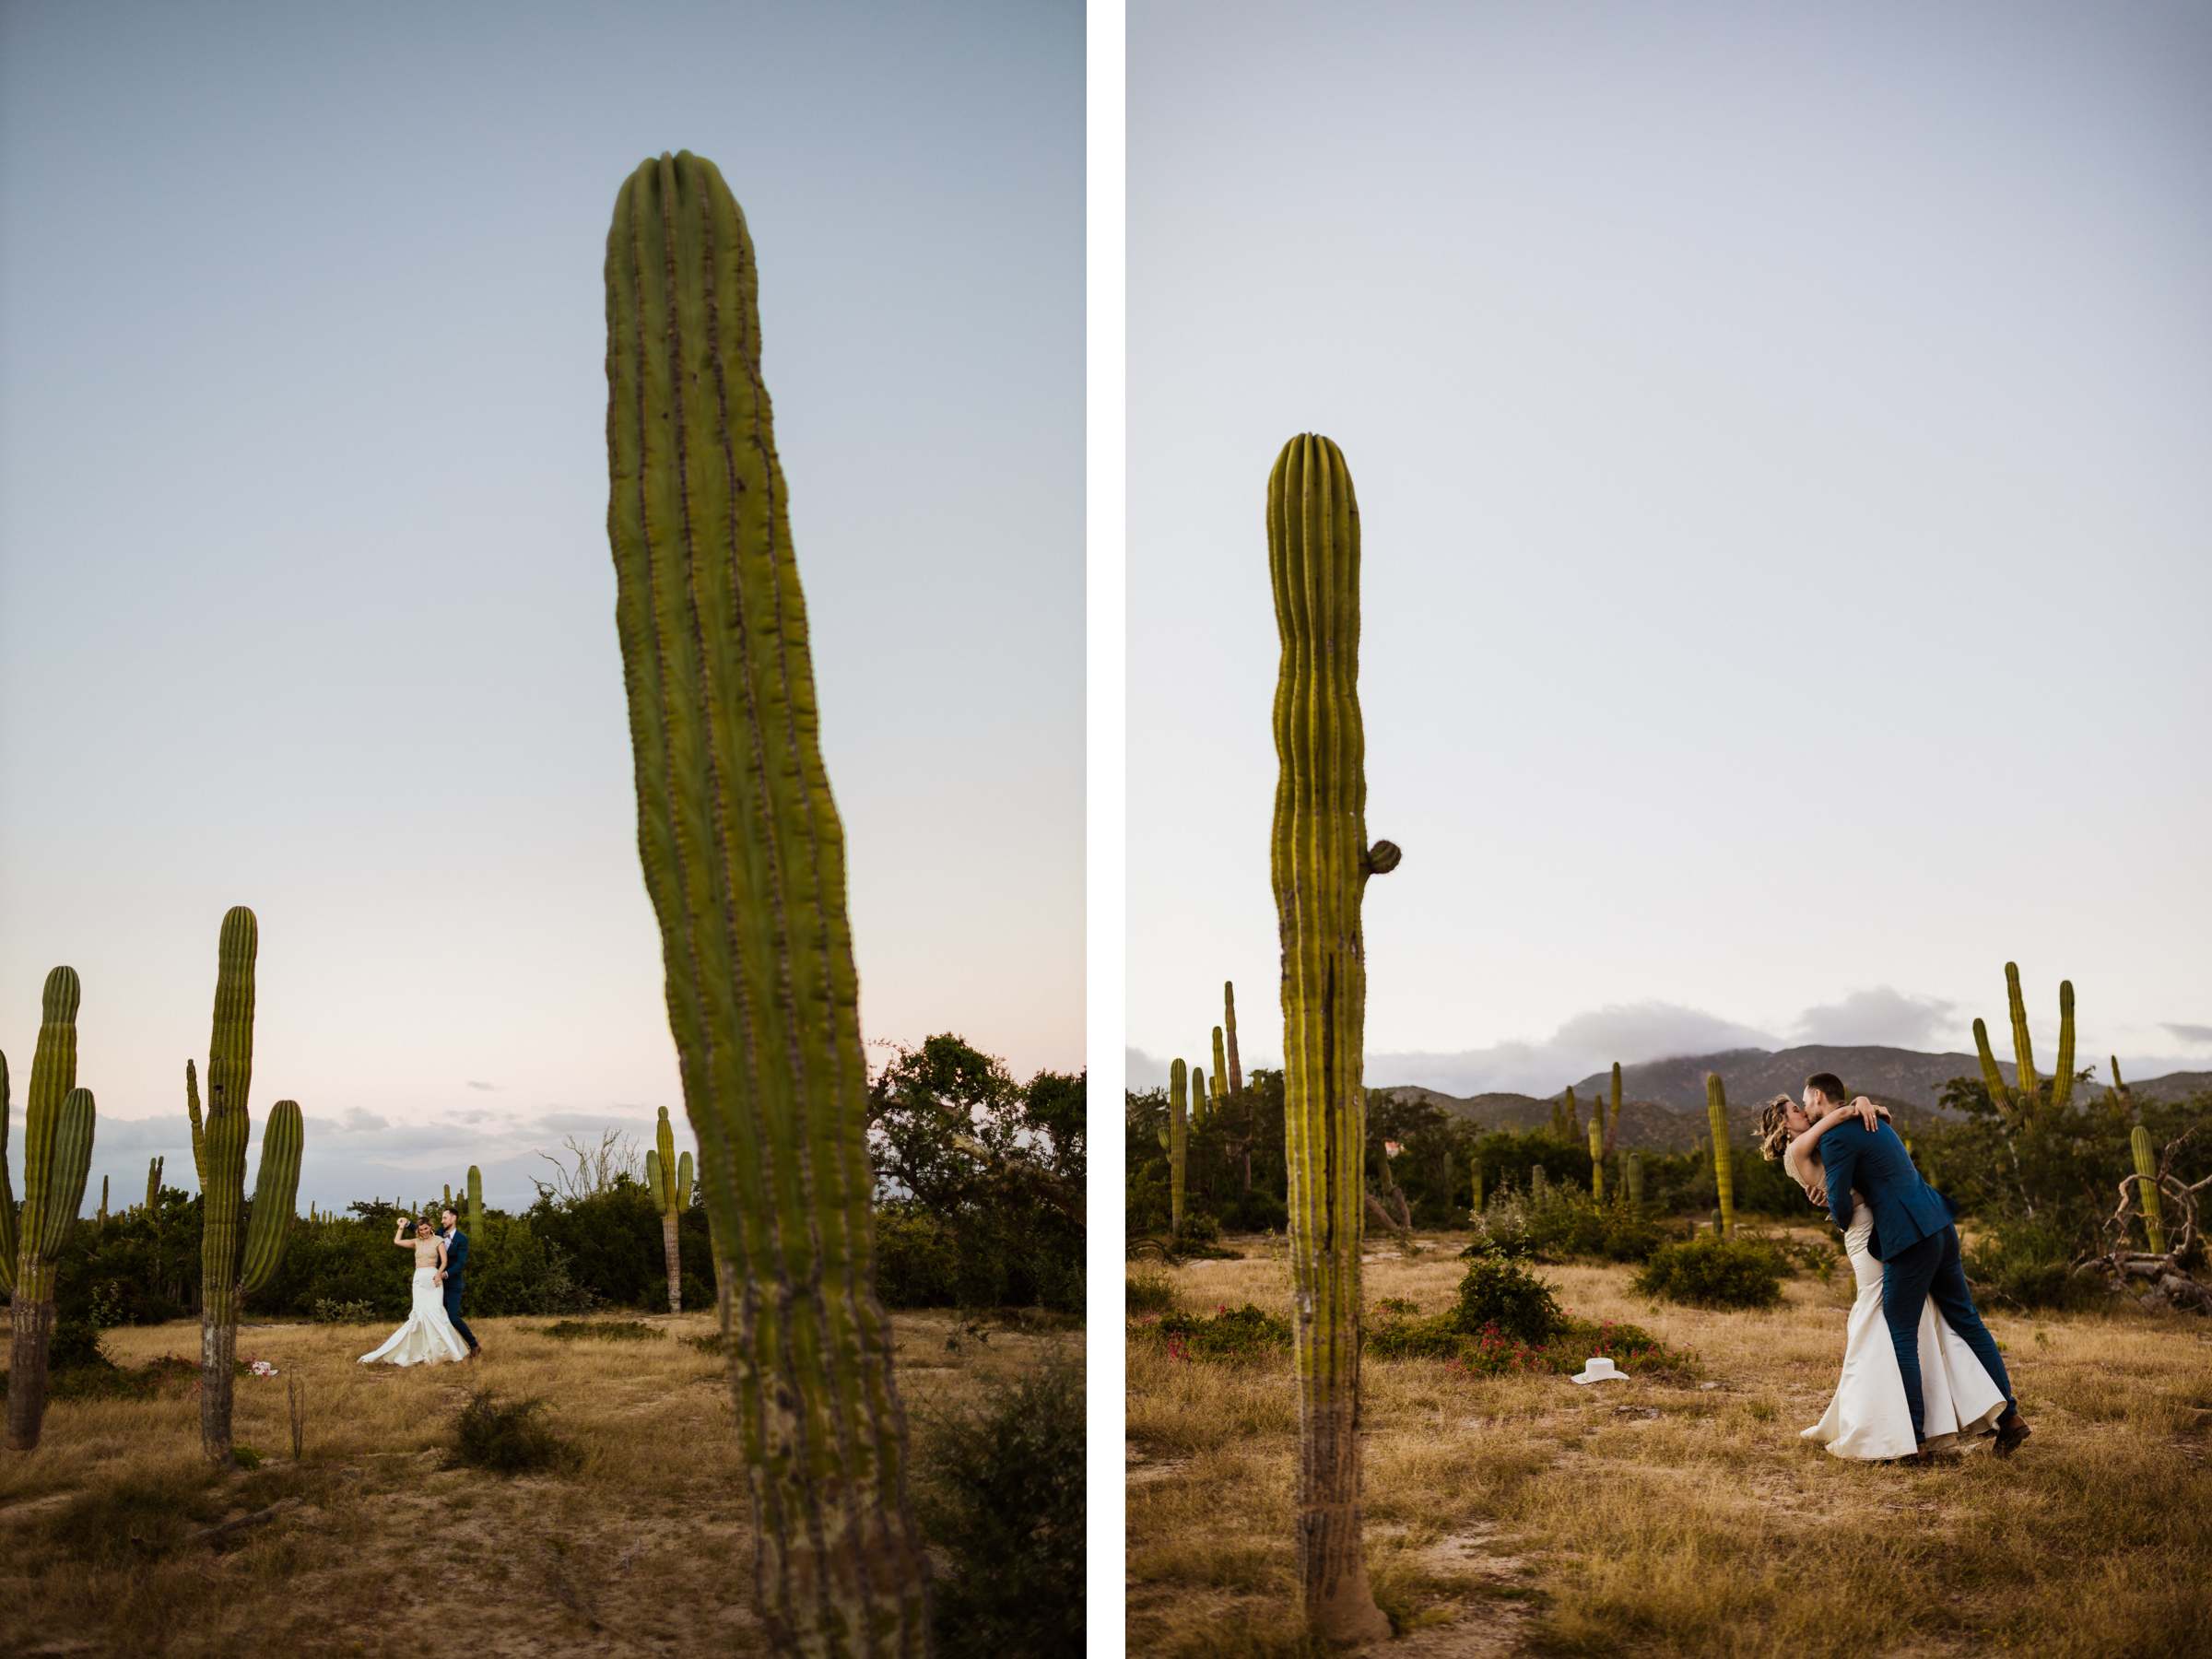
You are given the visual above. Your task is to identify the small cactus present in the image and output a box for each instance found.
[1211,1026,1228,1112]
[1625,1152,1644,1215]
[1223,982,1243,1094]
[646,1106,691,1312]
[3,969,99,1451]
[1587,1112,1605,1201]
[1706,1074,1735,1237]
[466,1164,485,1238]
[1192,1064,1207,1127]
[2132,1124,2166,1255]
[146,1156,163,1214]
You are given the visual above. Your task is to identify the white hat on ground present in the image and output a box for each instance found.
[1571,1356,1623,1385]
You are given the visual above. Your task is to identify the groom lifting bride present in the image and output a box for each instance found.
[1760,1073,2030,1465]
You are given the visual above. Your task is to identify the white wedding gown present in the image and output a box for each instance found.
[359,1252,470,1368]
[1803,1205,2006,1459]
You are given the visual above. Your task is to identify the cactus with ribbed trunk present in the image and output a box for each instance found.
[146,1157,163,1214]
[1224,982,1243,1094]
[646,1107,692,1312]
[1212,1026,1228,1111]
[1607,1063,1623,1148]
[184,1060,206,1185]
[1269,432,1394,1643]
[606,149,926,1651]
[1587,1112,1605,1201]
[1170,1058,1189,1236]
[192,909,304,1466]
[2132,1124,2166,1254]
[1973,963,2075,1124]
[466,1165,485,1237]
[5,969,99,1451]
[1625,1152,1644,1215]
[1705,1074,1735,1237]
[97,1176,108,1230]
[1193,1064,1208,1126]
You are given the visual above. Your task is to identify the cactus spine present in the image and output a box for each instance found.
[466,1165,485,1237]
[1223,981,1243,1094]
[1973,963,2075,1124]
[606,150,925,1649]
[1625,1152,1644,1215]
[2131,1124,2166,1254]
[193,908,304,1465]
[1169,1058,1189,1237]
[647,1106,692,1312]
[1588,1112,1605,1201]
[1705,1074,1735,1237]
[1270,432,1394,1643]
[4,970,98,1451]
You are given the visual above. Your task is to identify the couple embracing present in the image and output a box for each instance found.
[359,1207,482,1368]
[1760,1073,2030,1464]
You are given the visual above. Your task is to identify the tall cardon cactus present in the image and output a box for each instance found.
[192,908,304,1465]
[1223,981,1243,1094]
[146,1156,163,1213]
[1973,964,2075,1125]
[1169,1057,1189,1237]
[1705,1074,1735,1237]
[1193,1064,1208,1126]
[1270,432,1395,1643]
[647,1106,693,1312]
[1606,1062,1623,1149]
[1211,1026,1228,1112]
[2132,1124,2167,1255]
[606,150,926,1651]
[1587,1112,1605,1201]
[466,1164,485,1238]
[4,969,98,1452]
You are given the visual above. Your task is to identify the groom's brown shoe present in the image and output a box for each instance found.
[1992,1415,2030,1458]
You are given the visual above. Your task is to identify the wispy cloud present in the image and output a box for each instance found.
[2165,1022,2212,1046]
[1795,987,1958,1050]
[465,1080,500,1092]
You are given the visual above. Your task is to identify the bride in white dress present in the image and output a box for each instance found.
[1762,1096,2006,1460]
[359,1217,471,1368]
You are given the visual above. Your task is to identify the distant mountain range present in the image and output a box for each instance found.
[1376,1046,2208,1150]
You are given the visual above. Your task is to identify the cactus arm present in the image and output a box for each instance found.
[240,1099,304,1294]
[1606,1062,1623,1153]
[606,151,925,1647]
[1705,1074,1735,1237]
[646,1147,664,1207]
[1169,1058,1188,1236]
[1971,1018,2014,1115]
[1223,982,1243,1095]
[653,1104,679,1215]
[0,1050,16,1293]
[677,1148,694,1209]
[6,971,91,1450]
[1270,433,1391,1643]
[2004,962,2039,1102]
[1212,1026,1228,1108]
[2052,981,2076,1111]
[185,1059,206,1186]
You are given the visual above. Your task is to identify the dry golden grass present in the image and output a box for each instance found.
[1,1308,1077,1656]
[1127,1229,2212,1658]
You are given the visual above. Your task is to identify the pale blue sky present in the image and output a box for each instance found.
[1130,2,2211,1094]
[0,1,1082,1207]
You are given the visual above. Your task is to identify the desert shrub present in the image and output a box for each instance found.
[538,1319,661,1342]
[1966,1218,2107,1312]
[1633,1235,1784,1309]
[685,1332,725,1355]
[466,1221,602,1318]
[1124,1264,1178,1316]
[1366,1307,1468,1359]
[310,1297,379,1324]
[1453,1255,1566,1343]
[916,1357,1084,1657]
[874,1204,967,1308]
[1148,1301,1291,1362]
[451,1390,582,1475]
[48,1312,112,1372]
[47,1470,218,1565]
[522,1180,669,1309]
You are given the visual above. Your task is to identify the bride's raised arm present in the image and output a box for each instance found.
[393,1219,414,1248]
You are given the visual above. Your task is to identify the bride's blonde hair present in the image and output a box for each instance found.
[1755,1096,1795,1163]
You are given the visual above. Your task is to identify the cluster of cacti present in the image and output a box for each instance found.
[192,908,304,1466]
[146,1156,163,1213]
[3,968,99,1452]
[646,1106,693,1312]
[466,1164,485,1237]
[1270,432,1393,1642]
[1223,981,1243,1094]
[2132,1124,2167,1254]
[1706,1074,1735,1236]
[1973,963,2076,1124]
[606,150,926,1649]
[1169,1057,1190,1236]
[1625,1152,1644,1215]
[1587,1112,1605,1201]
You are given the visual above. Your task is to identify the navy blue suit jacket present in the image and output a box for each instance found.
[1819,1120,1953,1263]
[441,1228,469,1292]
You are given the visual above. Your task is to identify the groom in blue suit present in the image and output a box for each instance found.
[437,1206,482,1359]
[1805,1073,2026,1459]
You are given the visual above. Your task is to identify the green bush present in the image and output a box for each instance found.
[538,1319,662,1342]
[310,1298,379,1324]
[1453,1255,1566,1343]
[1633,1236,1784,1309]
[1966,1218,2105,1312]
[916,1358,1084,1657]
[450,1390,582,1475]
[1124,1265,1178,1316]
[1147,1301,1291,1362]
